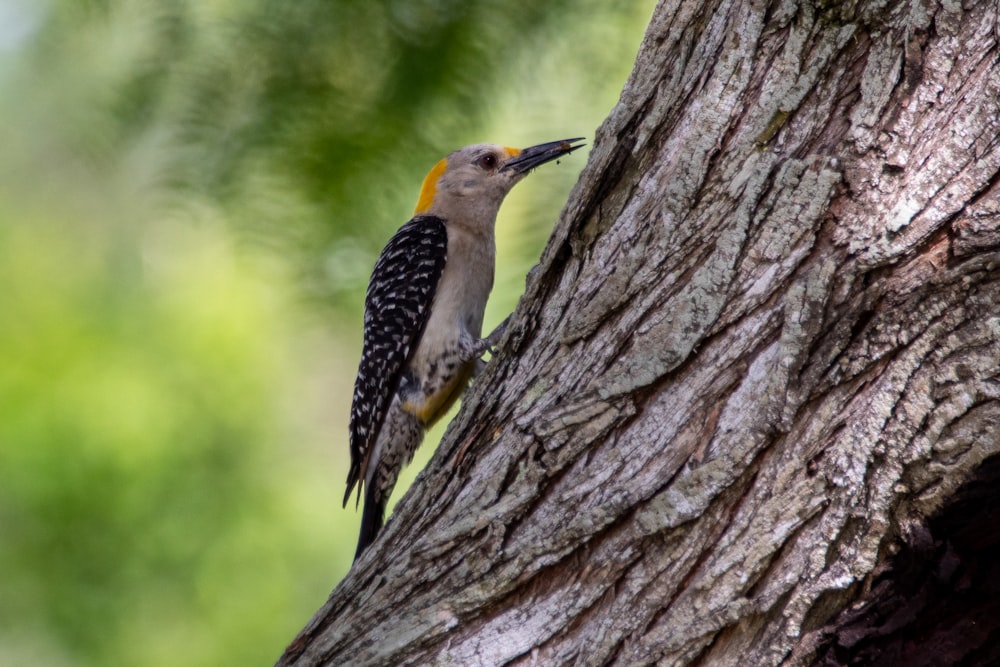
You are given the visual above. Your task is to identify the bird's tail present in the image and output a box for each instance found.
[354,486,386,561]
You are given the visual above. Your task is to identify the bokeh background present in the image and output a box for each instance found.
[0,1,655,664]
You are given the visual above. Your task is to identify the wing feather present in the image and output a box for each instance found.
[343,215,448,507]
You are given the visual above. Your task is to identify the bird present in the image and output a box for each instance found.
[343,138,584,560]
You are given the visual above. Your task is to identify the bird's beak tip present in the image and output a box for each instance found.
[503,137,587,174]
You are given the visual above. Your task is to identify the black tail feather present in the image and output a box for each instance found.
[354,488,386,561]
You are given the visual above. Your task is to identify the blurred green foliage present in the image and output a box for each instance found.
[0,0,654,664]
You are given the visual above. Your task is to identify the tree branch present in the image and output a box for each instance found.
[280,0,1000,664]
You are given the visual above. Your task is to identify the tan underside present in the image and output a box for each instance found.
[403,362,475,427]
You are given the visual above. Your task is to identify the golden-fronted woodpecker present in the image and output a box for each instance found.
[344,138,584,560]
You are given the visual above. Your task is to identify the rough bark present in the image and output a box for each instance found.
[280,0,1000,664]
[813,454,1000,665]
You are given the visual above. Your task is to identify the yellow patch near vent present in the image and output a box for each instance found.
[402,364,474,427]
[414,158,448,214]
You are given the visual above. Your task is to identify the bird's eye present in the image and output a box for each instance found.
[477,153,498,170]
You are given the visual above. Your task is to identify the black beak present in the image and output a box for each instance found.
[501,137,586,174]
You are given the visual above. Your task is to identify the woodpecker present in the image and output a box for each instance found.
[344,138,584,559]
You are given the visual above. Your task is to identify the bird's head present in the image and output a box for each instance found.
[414,138,585,228]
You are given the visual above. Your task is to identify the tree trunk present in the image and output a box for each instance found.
[279,0,1000,664]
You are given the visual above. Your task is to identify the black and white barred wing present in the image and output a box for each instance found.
[344,215,448,507]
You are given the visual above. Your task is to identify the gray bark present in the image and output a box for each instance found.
[279,0,1000,664]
